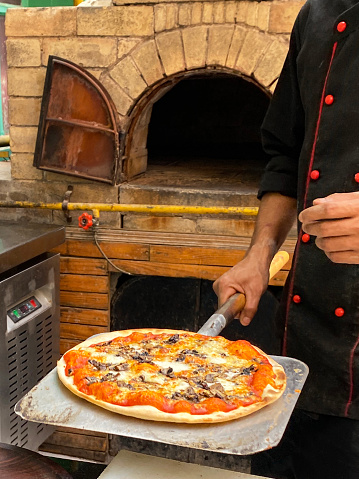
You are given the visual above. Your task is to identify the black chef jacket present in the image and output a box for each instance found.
[258,0,359,419]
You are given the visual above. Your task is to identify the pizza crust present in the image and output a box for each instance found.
[57,329,287,424]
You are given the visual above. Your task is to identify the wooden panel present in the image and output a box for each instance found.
[108,259,289,285]
[40,430,108,451]
[60,323,108,341]
[60,307,109,327]
[52,240,149,260]
[60,274,109,293]
[60,339,82,354]
[60,257,108,275]
[39,443,107,462]
[150,245,245,267]
[151,245,292,269]
[60,291,109,309]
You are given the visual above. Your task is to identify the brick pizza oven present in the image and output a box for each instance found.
[1,0,302,464]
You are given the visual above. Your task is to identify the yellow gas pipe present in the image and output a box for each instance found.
[0,201,259,225]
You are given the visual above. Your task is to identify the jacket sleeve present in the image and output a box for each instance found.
[258,9,306,200]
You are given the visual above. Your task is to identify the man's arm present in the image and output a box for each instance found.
[213,192,296,326]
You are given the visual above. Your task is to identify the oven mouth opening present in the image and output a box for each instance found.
[124,74,270,197]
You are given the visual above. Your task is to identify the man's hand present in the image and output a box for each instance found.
[213,253,270,327]
[299,192,359,264]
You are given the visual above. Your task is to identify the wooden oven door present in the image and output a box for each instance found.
[34,56,122,185]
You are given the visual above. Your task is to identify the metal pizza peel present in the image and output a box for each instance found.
[15,251,309,456]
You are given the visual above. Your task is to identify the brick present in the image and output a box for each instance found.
[77,7,116,36]
[207,25,234,66]
[7,67,46,97]
[226,25,246,69]
[156,30,185,76]
[236,30,269,76]
[178,4,191,26]
[10,153,42,180]
[182,26,207,70]
[132,40,164,86]
[257,3,271,31]
[8,97,41,126]
[101,74,133,116]
[236,1,249,23]
[165,4,178,30]
[118,38,141,60]
[154,4,167,32]
[213,2,225,24]
[202,3,213,24]
[6,39,41,67]
[5,7,76,37]
[191,3,202,25]
[254,38,289,87]
[42,38,117,68]
[110,56,147,99]
[115,5,154,35]
[9,126,38,153]
[269,1,305,34]
[246,1,258,27]
[225,2,237,23]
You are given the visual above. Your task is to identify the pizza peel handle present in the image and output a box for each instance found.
[198,250,290,337]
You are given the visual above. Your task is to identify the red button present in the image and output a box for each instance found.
[335,308,345,317]
[310,170,320,180]
[337,21,347,33]
[293,295,301,304]
[325,95,334,105]
[355,173,359,183]
[302,233,310,243]
[30,299,37,307]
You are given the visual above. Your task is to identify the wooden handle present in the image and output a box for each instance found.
[198,250,290,336]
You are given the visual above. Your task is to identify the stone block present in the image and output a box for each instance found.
[191,3,202,25]
[182,26,207,70]
[254,38,289,87]
[236,30,269,76]
[7,67,46,97]
[8,97,41,126]
[118,38,141,60]
[246,1,258,27]
[110,56,147,99]
[101,74,133,116]
[42,38,117,68]
[178,4,191,26]
[226,25,246,69]
[213,2,225,23]
[9,126,38,154]
[10,153,42,180]
[132,40,164,86]
[225,2,237,24]
[6,39,41,67]
[5,7,76,37]
[165,4,178,30]
[257,2,271,31]
[77,7,117,35]
[202,2,213,24]
[122,214,197,234]
[154,4,167,32]
[115,5,154,35]
[207,25,234,66]
[236,1,249,23]
[269,1,305,34]
[156,30,185,76]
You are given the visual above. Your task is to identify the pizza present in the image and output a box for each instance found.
[57,328,286,424]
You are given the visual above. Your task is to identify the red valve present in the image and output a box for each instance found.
[78,212,93,230]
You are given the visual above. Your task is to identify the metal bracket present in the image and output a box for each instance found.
[62,185,73,223]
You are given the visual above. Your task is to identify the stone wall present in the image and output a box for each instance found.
[1,0,304,226]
